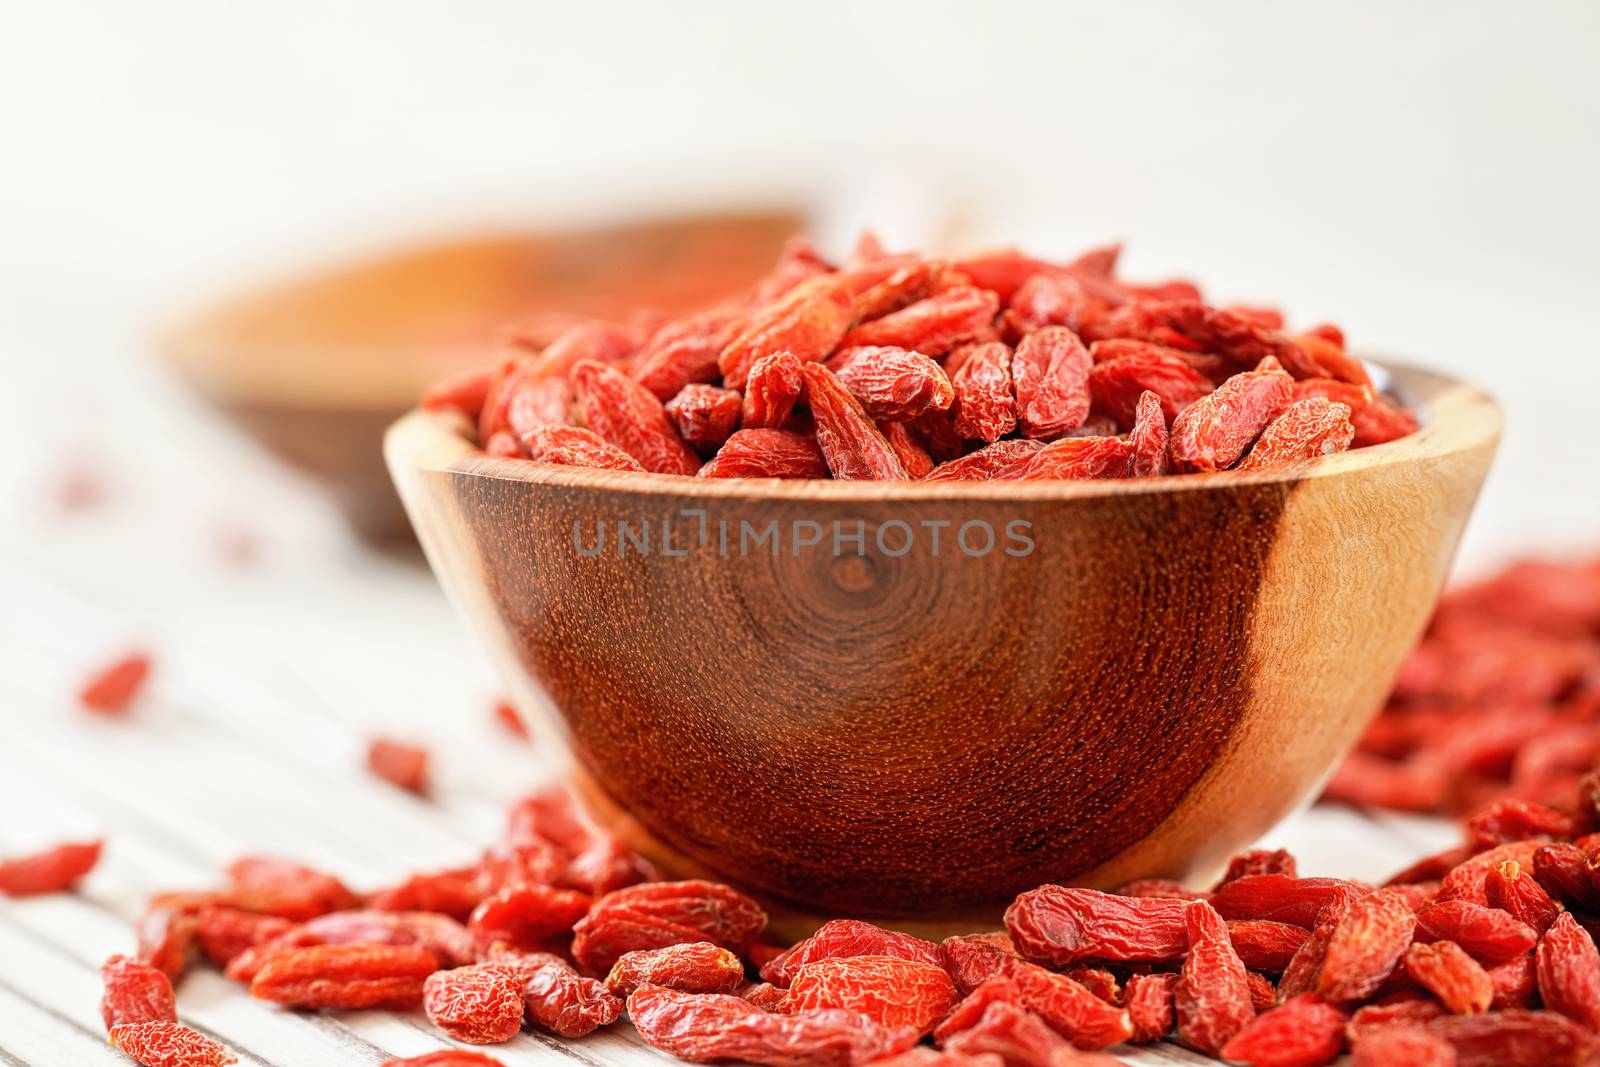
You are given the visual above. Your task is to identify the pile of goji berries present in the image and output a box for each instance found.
[421,235,1417,481]
[23,775,1592,1067]
[1328,554,1600,816]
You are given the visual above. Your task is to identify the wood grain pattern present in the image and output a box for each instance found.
[387,363,1500,933]
[159,211,801,543]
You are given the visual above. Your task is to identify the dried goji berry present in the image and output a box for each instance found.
[1213,876,1368,929]
[741,350,805,429]
[194,907,297,967]
[1063,965,1119,1005]
[100,955,177,1031]
[839,286,998,357]
[605,941,745,998]
[948,249,1055,303]
[1414,900,1537,963]
[136,893,211,981]
[1236,397,1355,470]
[741,981,792,1012]
[1017,435,1134,480]
[1440,840,1547,905]
[1006,886,1189,966]
[1228,920,1313,974]
[1011,327,1091,438]
[849,260,948,323]
[936,934,1132,1048]
[798,363,908,479]
[526,320,641,381]
[423,963,526,1044]
[1124,971,1176,1044]
[504,375,573,437]
[940,998,1088,1066]
[367,737,429,794]
[1168,358,1293,471]
[1487,952,1539,1010]
[520,424,645,471]
[485,945,622,1037]
[698,428,830,479]
[1087,347,1214,427]
[1111,877,1204,899]
[421,368,494,420]
[80,652,151,713]
[1404,941,1493,1014]
[248,943,438,1010]
[949,341,1016,443]
[1484,861,1560,937]
[1535,911,1600,1030]
[1218,993,1347,1067]
[762,919,944,987]
[923,439,1044,481]
[109,1022,236,1067]
[1009,272,1105,335]
[1532,842,1600,909]
[719,275,854,390]
[571,359,699,475]
[1127,389,1170,477]
[224,855,356,921]
[491,701,528,741]
[627,983,913,1067]
[1351,393,1419,448]
[752,237,837,305]
[0,838,102,896]
[1349,1025,1455,1067]
[832,346,954,421]
[634,306,746,400]
[667,384,743,452]
[1316,888,1417,1002]
[470,884,591,953]
[879,421,933,478]
[303,909,475,967]
[1216,850,1300,889]
[788,955,956,1035]
[1429,1009,1591,1067]
[571,879,766,975]
[366,866,483,920]
[1174,899,1255,1055]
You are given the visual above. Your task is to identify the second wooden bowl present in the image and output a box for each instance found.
[387,363,1499,933]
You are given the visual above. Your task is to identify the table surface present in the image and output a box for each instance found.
[0,445,1462,1066]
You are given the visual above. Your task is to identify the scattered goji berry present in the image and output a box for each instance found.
[1414,900,1537,963]
[762,919,944,987]
[520,423,646,471]
[571,879,766,975]
[1429,1009,1591,1066]
[1127,390,1170,477]
[380,1053,508,1067]
[1123,971,1176,1044]
[423,963,526,1044]
[1212,876,1368,929]
[840,286,999,357]
[303,909,475,967]
[1217,993,1347,1067]
[634,305,746,400]
[194,907,297,967]
[1316,888,1416,1002]
[1011,327,1091,438]
[80,652,151,713]
[1228,920,1313,974]
[667,384,743,452]
[1534,911,1600,1030]
[741,350,805,429]
[1236,397,1355,470]
[470,884,592,953]
[100,955,177,1031]
[1349,1025,1455,1067]
[1017,435,1134,480]
[571,359,700,475]
[366,866,483,920]
[719,275,854,390]
[109,1022,236,1067]
[924,439,1044,481]
[485,945,622,1037]
[937,934,1133,1048]
[420,368,494,420]
[950,341,1016,443]
[605,941,745,998]
[248,943,438,1010]
[1404,941,1493,1014]
[0,838,102,896]
[1174,899,1255,1055]
[833,346,954,421]
[788,955,957,1035]
[1484,861,1560,937]
[224,855,356,921]
[367,738,429,794]
[698,428,829,479]
[798,363,908,479]
[1006,886,1189,966]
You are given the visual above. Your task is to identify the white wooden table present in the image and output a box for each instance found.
[0,394,1462,1065]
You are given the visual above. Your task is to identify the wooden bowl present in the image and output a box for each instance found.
[159,210,803,544]
[386,363,1499,933]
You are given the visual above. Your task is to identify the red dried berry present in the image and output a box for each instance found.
[924,439,1044,481]
[762,919,944,987]
[788,955,957,1035]
[366,866,484,920]
[1487,951,1539,1010]
[950,341,1016,443]
[367,737,429,794]
[839,286,998,357]
[1212,875,1367,929]
[1429,1009,1591,1067]
[525,320,640,382]
[627,983,912,1067]
[1011,327,1091,438]
[1237,397,1355,470]
[1174,899,1256,1055]
[937,934,1133,1048]
[1405,941,1494,1014]
[832,346,954,421]
[741,981,792,1013]
[423,963,526,1044]
[742,350,806,429]
[109,1022,236,1067]
[1017,435,1134,480]
[605,941,745,998]
[1229,920,1313,974]
[100,955,177,1031]
[248,943,438,1010]
[1218,993,1348,1067]
[421,368,494,420]
[1349,1025,1455,1067]
[504,375,573,437]
[1087,347,1214,426]
[470,884,592,953]
[1535,911,1600,1030]
[302,909,475,967]
[1533,842,1600,910]
[1127,389,1171,476]
[1316,888,1417,1002]
[1414,900,1538,963]
[1217,850,1301,889]
[486,946,622,1037]
[667,384,743,452]
[194,907,297,967]
[1124,971,1176,1044]
[940,998,1087,1066]
[798,363,908,479]
[698,428,829,479]
[880,420,934,478]
[1006,886,1189,966]
[0,838,102,897]
[136,893,210,981]
[634,306,746,400]
[719,275,854,390]
[1484,861,1560,937]
[80,652,151,713]
[1168,358,1293,471]
[572,359,699,475]
[520,423,646,471]
[572,879,767,975]
[224,855,356,921]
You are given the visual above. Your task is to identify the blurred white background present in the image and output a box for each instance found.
[2,0,1597,567]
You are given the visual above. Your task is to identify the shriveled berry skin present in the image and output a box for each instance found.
[248,944,438,1010]
[939,998,1084,1066]
[787,954,957,1035]
[1414,900,1538,963]
[1217,993,1347,1067]
[194,907,297,967]
[1429,1008,1592,1066]
[109,1022,237,1067]
[1006,886,1189,966]
[741,350,805,429]
[839,286,998,358]
[667,384,743,452]
[485,946,623,1038]
[832,346,954,421]
[626,983,914,1067]
[520,424,645,471]
[634,306,746,400]
[302,910,475,968]
[571,359,700,475]
[698,429,828,479]
[1127,389,1171,476]
[224,855,356,921]
[1088,346,1215,425]
[1227,920,1312,974]
[763,919,944,987]
[0,839,102,896]
[924,439,1044,481]
[1123,972,1176,1044]
[936,931,1133,1048]
[1174,899,1255,1055]
[798,363,908,480]
[1316,888,1417,1002]
[719,275,854,390]
[100,954,178,1031]
[1016,435,1132,480]
[605,941,745,998]
[1011,326,1091,439]
[469,884,592,954]
[423,964,526,1044]
[1405,940,1494,1015]
[1237,397,1355,470]
[1349,1025,1455,1067]
[1535,911,1600,1030]
[950,342,1016,443]
[1168,359,1293,471]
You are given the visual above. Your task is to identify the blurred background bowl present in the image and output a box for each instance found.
[158,209,803,545]
[387,361,1500,934]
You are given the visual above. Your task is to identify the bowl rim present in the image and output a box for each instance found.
[385,358,1501,503]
